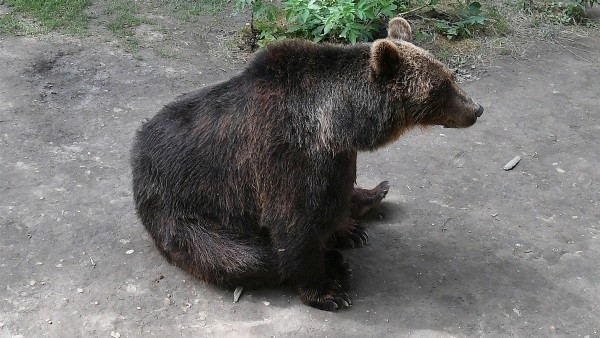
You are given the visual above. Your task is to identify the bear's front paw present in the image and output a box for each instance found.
[296,279,352,311]
[328,218,368,249]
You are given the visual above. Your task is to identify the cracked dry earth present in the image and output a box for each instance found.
[1,8,600,337]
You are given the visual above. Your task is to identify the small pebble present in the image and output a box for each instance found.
[77,288,84,293]
[503,156,521,171]
[110,332,121,338]
[30,280,36,286]
[125,250,134,255]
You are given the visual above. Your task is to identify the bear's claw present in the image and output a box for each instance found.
[328,222,369,249]
[346,225,369,248]
[306,288,352,311]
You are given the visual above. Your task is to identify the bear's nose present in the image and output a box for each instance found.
[475,104,484,117]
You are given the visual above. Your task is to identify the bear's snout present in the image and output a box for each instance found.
[475,104,484,117]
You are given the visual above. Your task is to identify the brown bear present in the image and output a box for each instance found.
[131,17,483,311]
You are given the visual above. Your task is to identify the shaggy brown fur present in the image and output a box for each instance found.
[131,17,483,311]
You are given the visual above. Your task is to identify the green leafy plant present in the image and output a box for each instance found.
[524,0,599,26]
[577,0,600,6]
[235,0,495,46]
[434,1,486,39]
[236,0,418,46]
[546,0,598,25]
[283,0,401,43]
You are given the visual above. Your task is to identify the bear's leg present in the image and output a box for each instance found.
[293,249,353,310]
[270,223,352,311]
[350,181,390,218]
[323,249,352,290]
[151,217,278,288]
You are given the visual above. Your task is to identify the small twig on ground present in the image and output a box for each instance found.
[556,39,595,54]
[6,286,19,295]
[553,38,591,62]
[556,314,568,333]
[440,217,453,230]
[400,3,431,17]
[412,14,443,23]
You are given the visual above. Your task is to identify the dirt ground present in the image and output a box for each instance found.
[1,3,600,337]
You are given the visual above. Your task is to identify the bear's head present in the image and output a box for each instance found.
[370,17,484,128]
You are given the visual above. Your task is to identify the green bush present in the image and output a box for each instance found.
[283,0,401,43]
[524,0,599,26]
[547,0,599,25]
[236,0,495,46]
[434,1,486,39]
[237,0,411,46]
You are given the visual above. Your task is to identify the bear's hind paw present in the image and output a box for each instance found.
[297,280,352,311]
[350,180,390,218]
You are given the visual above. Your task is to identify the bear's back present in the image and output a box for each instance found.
[246,40,370,83]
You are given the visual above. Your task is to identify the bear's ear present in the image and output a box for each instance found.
[387,17,412,41]
[370,39,402,78]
